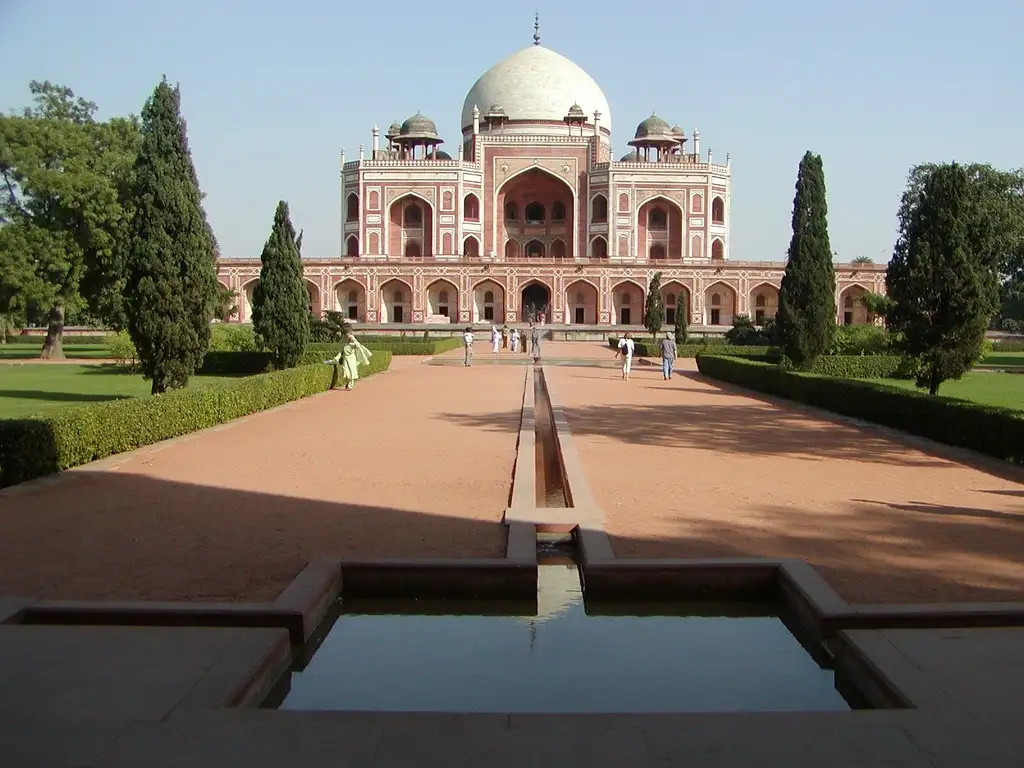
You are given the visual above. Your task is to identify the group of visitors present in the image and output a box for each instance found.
[462,324,542,366]
[615,331,677,382]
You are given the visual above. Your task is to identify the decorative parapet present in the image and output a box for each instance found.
[343,160,481,171]
[595,161,731,173]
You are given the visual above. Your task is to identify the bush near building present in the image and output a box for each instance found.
[695,354,1024,465]
[0,353,392,488]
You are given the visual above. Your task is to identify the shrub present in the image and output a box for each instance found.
[828,325,897,356]
[994,339,1024,352]
[0,353,392,488]
[608,337,776,360]
[806,355,914,379]
[695,355,1024,464]
[209,324,258,352]
[105,331,139,370]
[725,315,775,346]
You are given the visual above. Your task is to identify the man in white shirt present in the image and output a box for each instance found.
[463,327,474,367]
[616,333,635,381]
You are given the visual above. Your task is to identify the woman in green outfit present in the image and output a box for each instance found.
[327,332,372,390]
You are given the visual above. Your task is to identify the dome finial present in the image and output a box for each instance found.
[533,12,540,45]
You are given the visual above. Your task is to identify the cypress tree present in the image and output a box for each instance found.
[886,162,999,395]
[124,78,218,394]
[776,151,836,368]
[674,294,689,344]
[644,271,665,340]
[252,201,309,368]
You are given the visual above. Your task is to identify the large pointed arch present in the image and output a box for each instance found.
[564,278,599,325]
[388,192,435,258]
[748,281,780,325]
[379,277,414,324]
[839,282,872,325]
[425,277,459,322]
[704,280,738,327]
[496,166,577,261]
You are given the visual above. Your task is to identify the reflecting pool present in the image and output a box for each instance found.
[276,562,849,713]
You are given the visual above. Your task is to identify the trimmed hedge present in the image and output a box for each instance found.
[197,337,458,374]
[695,355,1024,464]
[993,340,1024,352]
[0,353,392,488]
[808,355,914,379]
[608,337,777,360]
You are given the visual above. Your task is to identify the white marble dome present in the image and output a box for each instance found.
[461,45,612,134]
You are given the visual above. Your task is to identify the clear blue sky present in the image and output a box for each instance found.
[2,0,1021,263]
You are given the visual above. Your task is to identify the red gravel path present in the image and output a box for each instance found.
[546,361,1024,604]
[0,360,522,602]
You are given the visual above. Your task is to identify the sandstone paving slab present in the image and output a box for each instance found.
[0,363,524,602]
[541,364,1024,604]
[0,625,285,768]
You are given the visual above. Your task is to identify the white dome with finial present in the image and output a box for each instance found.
[461,17,611,134]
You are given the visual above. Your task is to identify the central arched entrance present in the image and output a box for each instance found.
[521,281,551,323]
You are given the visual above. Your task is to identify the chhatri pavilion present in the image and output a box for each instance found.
[216,20,884,330]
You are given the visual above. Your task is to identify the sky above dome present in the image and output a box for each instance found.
[1,0,1021,263]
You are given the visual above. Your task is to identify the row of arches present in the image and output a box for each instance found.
[342,232,726,260]
[226,277,872,327]
[346,190,728,229]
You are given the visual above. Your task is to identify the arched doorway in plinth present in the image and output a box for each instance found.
[379,278,412,324]
[520,281,551,324]
[425,279,458,323]
[473,280,505,323]
[564,279,598,325]
[660,281,690,326]
[611,280,645,325]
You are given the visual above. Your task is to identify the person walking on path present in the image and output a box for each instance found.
[659,331,677,380]
[510,327,521,354]
[491,325,501,354]
[502,325,509,349]
[463,326,475,367]
[327,331,372,391]
[616,332,635,381]
[530,323,542,358]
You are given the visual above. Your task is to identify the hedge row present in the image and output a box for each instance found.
[198,338,456,375]
[695,355,1024,464]
[608,337,777,360]
[808,355,913,379]
[0,353,392,488]
[993,340,1024,352]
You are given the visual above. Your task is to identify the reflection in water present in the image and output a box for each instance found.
[278,563,849,713]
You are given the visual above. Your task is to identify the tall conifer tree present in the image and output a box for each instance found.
[124,78,218,394]
[776,151,836,368]
[252,201,309,368]
[886,162,1000,395]
[644,271,665,340]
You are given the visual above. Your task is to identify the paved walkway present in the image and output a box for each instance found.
[0,361,524,602]
[542,361,1024,604]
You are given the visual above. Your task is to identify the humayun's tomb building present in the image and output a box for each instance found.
[216,24,885,331]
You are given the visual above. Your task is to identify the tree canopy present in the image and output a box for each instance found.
[644,272,665,340]
[886,162,1000,394]
[776,151,836,368]
[0,81,139,356]
[123,78,218,394]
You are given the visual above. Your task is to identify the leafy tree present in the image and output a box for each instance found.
[644,271,665,340]
[858,291,895,320]
[252,201,309,368]
[851,255,874,264]
[0,81,139,357]
[123,78,218,394]
[673,295,689,344]
[886,162,1000,395]
[776,151,836,368]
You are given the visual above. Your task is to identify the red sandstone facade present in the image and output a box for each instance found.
[216,38,885,330]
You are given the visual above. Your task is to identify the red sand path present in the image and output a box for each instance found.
[0,359,521,602]
[546,361,1024,604]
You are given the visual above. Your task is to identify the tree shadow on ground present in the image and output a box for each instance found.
[608,498,1024,604]
[0,389,131,403]
[0,470,1020,606]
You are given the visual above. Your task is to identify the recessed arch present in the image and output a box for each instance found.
[839,283,871,325]
[240,278,258,323]
[463,193,480,221]
[711,237,725,260]
[463,235,480,258]
[748,281,780,325]
[524,239,545,259]
[472,278,505,323]
[704,280,737,326]
[611,279,645,325]
[639,195,684,261]
[520,279,553,323]
[346,193,359,219]
[379,277,413,324]
[333,277,366,321]
[564,278,599,325]
[504,238,520,260]
[345,235,359,257]
[590,236,608,259]
[550,238,567,259]
[711,195,725,224]
[497,166,576,262]
[660,279,690,326]
[304,279,322,317]
[388,192,434,258]
[425,278,459,322]
[591,194,608,223]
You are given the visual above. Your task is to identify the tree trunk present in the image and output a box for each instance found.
[151,378,166,395]
[928,369,941,396]
[39,305,66,360]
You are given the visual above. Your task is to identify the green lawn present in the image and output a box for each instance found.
[0,343,110,360]
[978,351,1024,370]
[0,365,237,419]
[866,371,1024,411]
